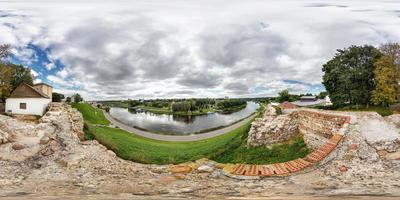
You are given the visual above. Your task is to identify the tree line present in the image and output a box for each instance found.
[323,43,400,108]
[216,99,246,110]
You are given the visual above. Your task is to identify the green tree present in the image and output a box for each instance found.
[9,64,33,90]
[278,89,290,103]
[66,97,71,103]
[0,44,12,101]
[72,93,83,103]
[317,91,328,99]
[52,92,65,102]
[372,43,400,106]
[322,45,382,108]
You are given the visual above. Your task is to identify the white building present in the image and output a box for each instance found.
[5,83,53,116]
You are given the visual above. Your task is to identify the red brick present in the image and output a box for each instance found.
[245,165,259,176]
[273,163,290,175]
[260,165,273,176]
[284,162,301,173]
[315,149,328,157]
[305,153,320,163]
[293,158,312,168]
[233,164,246,175]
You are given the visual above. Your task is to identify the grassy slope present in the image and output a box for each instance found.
[71,103,110,125]
[87,122,248,164]
[75,102,308,165]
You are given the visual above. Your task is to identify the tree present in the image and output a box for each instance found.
[52,92,65,102]
[66,97,71,103]
[9,64,33,90]
[322,45,382,108]
[0,44,12,101]
[317,91,328,99]
[0,44,11,60]
[372,43,400,106]
[72,93,83,103]
[278,89,290,103]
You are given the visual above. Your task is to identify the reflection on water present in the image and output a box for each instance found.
[110,102,259,135]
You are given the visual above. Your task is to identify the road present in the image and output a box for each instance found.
[103,111,255,142]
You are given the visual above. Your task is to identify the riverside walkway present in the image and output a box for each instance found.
[103,111,255,142]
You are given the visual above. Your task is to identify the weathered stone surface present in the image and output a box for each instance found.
[40,136,50,145]
[0,130,9,144]
[197,165,214,173]
[339,165,348,172]
[247,106,350,151]
[1,103,400,198]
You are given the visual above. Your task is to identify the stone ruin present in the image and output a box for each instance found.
[247,105,350,151]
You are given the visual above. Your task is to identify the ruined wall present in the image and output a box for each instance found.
[296,110,349,150]
[247,107,350,150]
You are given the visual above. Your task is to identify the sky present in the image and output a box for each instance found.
[0,0,399,100]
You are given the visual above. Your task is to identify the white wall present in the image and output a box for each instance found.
[5,98,51,116]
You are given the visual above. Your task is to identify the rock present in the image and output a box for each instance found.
[377,150,388,157]
[173,174,186,180]
[12,143,25,150]
[384,151,400,160]
[169,165,192,174]
[197,165,214,173]
[0,130,9,144]
[49,140,60,152]
[157,175,176,184]
[41,148,53,156]
[349,143,358,150]
[214,163,226,169]
[40,136,50,145]
[339,165,348,172]
[107,150,116,157]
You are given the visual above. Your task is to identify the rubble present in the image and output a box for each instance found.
[0,103,400,198]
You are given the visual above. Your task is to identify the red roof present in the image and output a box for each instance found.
[279,101,298,109]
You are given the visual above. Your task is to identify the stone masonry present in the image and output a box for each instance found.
[247,105,350,151]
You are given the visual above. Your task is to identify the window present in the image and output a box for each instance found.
[20,103,27,110]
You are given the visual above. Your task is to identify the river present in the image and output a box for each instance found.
[109,102,259,135]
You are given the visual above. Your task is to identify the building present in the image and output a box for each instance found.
[299,96,317,102]
[292,95,331,107]
[5,83,53,116]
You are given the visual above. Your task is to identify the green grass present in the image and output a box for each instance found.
[76,102,308,164]
[86,122,250,164]
[338,105,393,117]
[212,135,309,164]
[71,103,110,125]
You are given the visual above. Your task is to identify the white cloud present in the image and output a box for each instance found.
[45,62,55,70]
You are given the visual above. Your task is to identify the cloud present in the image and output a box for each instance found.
[1,0,400,100]
[304,3,348,8]
[45,62,55,70]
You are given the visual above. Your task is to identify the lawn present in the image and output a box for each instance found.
[71,103,110,125]
[86,122,249,164]
[75,102,308,164]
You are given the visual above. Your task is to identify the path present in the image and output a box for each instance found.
[103,111,255,142]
